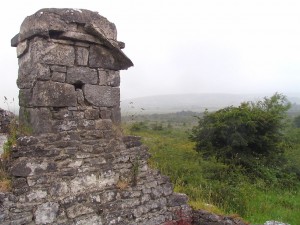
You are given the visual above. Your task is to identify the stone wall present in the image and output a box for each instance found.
[192,210,248,225]
[0,108,14,133]
[0,8,191,225]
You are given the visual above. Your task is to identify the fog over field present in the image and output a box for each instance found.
[1,0,300,111]
[121,93,300,114]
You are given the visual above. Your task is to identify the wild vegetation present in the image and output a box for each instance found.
[0,115,32,192]
[123,94,300,224]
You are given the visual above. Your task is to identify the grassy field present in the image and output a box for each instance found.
[123,120,300,224]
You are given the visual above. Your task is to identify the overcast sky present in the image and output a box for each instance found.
[1,0,300,110]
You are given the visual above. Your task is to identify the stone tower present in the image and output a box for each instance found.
[12,8,133,134]
[1,8,191,225]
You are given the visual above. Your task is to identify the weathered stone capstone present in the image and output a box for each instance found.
[1,8,193,225]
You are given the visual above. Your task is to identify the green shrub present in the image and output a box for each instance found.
[189,93,297,186]
[151,122,164,131]
[129,121,148,132]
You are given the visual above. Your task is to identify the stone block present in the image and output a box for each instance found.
[28,38,75,66]
[52,72,66,82]
[12,178,28,189]
[66,204,94,219]
[35,202,59,224]
[168,193,189,207]
[70,173,118,195]
[76,47,89,66]
[36,63,51,80]
[66,67,98,85]
[19,89,32,107]
[5,213,33,225]
[107,70,120,87]
[32,81,77,107]
[10,160,31,177]
[83,85,119,107]
[72,111,85,119]
[162,183,173,196]
[11,33,19,47]
[84,108,99,119]
[19,107,53,134]
[122,136,142,148]
[27,190,47,202]
[89,45,116,70]
[17,63,51,89]
[40,42,74,65]
[59,31,103,45]
[78,120,95,130]
[49,182,69,197]
[111,106,121,124]
[50,65,67,72]
[100,107,112,119]
[57,120,78,131]
[75,42,90,47]
[98,69,107,85]
[74,215,103,225]
[17,40,28,58]
[88,19,117,40]
[52,108,71,120]
[17,136,39,146]
[76,89,85,106]
[25,160,57,176]
[95,119,113,130]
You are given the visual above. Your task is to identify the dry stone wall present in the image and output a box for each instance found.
[1,8,250,225]
[0,108,14,134]
[0,8,191,225]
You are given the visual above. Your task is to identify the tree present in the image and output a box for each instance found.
[190,93,291,170]
[294,115,300,128]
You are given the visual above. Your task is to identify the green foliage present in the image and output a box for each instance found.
[151,122,164,131]
[1,116,33,192]
[2,117,32,158]
[190,93,291,177]
[123,110,300,224]
[129,121,148,132]
[294,114,300,128]
[131,156,140,186]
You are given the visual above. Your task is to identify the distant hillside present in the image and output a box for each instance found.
[121,93,300,115]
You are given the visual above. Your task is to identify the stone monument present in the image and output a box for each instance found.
[0,8,191,225]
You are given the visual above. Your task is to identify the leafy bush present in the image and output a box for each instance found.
[190,93,292,179]
[151,122,164,131]
[129,121,148,132]
[294,114,300,128]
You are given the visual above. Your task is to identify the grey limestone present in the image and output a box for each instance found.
[32,81,77,107]
[66,67,98,85]
[83,84,119,107]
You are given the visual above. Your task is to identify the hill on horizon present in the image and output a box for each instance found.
[121,93,300,115]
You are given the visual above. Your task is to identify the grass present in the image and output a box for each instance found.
[0,116,32,192]
[0,165,11,192]
[123,121,300,224]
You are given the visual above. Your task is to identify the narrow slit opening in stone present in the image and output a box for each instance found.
[73,81,84,90]
[49,30,64,39]
[52,107,60,112]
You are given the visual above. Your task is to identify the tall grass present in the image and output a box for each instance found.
[123,122,300,224]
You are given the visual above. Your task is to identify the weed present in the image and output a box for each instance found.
[131,156,140,186]
[0,115,32,192]
[0,157,11,192]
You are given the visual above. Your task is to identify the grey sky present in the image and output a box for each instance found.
[1,0,300,110]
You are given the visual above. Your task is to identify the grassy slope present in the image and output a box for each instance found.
[124,123,300,224]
